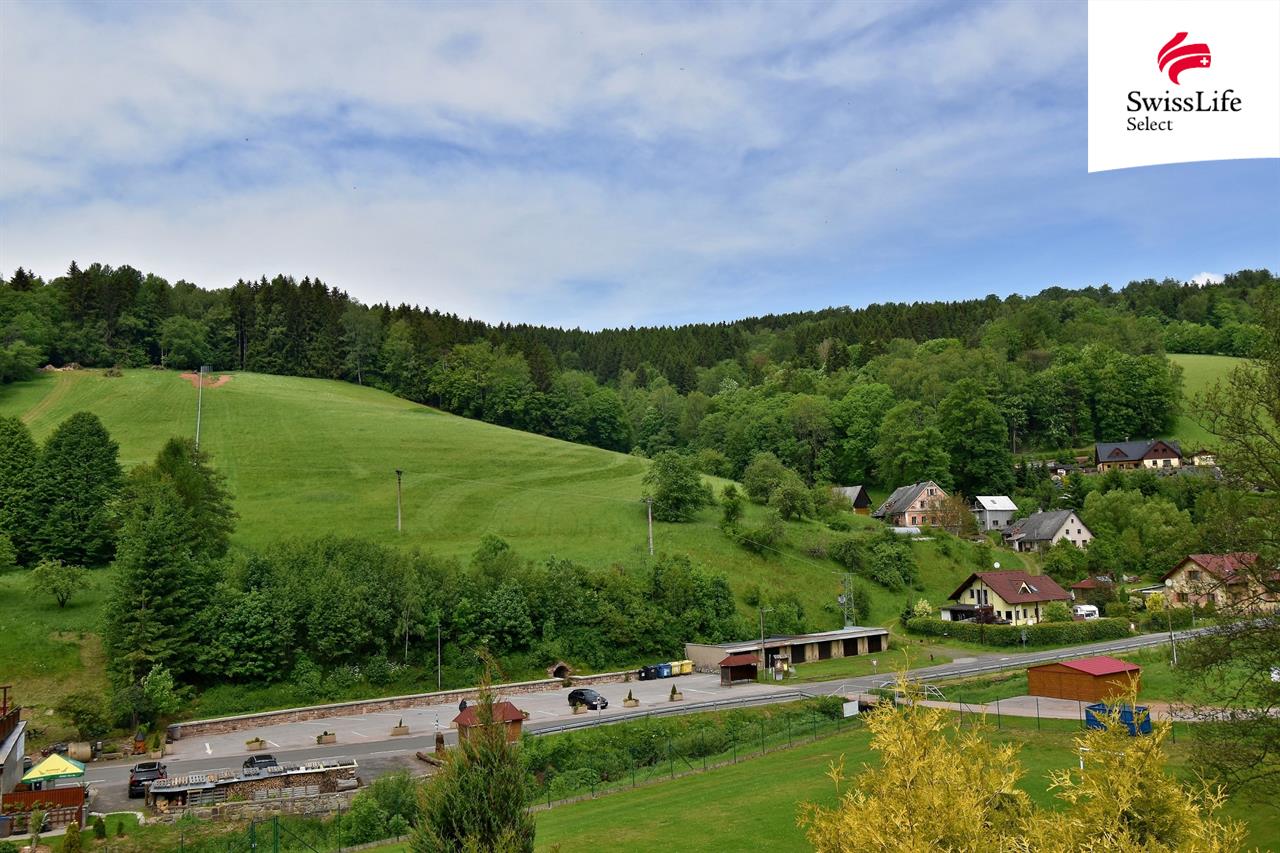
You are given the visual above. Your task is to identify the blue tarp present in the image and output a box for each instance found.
[1085,702,1153,736]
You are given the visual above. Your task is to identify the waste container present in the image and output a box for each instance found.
[1085,703,1152,736]
[638,666,655,681]
[0,815,12,838]
[680,660,694,675]
[656,663,672,678]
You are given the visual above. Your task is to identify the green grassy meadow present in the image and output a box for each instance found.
[1166,353,1243,448]
[531,718,1278,851]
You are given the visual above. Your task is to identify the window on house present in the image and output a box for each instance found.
[1177,592,1188,603]
[1005,611,1013,621]
[1188,570,1201,582]
[1162,459,1171,467]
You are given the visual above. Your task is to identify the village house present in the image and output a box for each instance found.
[1003,509,1093,552]
[1094,439,1183,472]
[971,495,1017,531]
[871,481,948,527]
[1069,576,1116,601]
[1161,553,1279,613]
[940,570,1070,626]
[832,485,872,515]
[1189,448,1218,467]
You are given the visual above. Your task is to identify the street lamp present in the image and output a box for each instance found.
[758,607,773,680]
[1163,578,1178,666]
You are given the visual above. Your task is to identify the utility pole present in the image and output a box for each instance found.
[758,607,773,678]
[194,365,209,452]
[832,572,855,626]
[395,469,404,533]
[644,497,654,556]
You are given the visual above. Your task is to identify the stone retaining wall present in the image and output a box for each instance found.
[168,671,633,739]
[148,789,359,824]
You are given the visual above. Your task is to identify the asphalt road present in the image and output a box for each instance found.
[85,627,1199,813]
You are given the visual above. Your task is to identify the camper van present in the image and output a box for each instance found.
[1072,604,1100,620]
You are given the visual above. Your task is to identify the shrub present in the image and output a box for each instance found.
[768,479,813,520]
[1139,607,1195,633]
[826,517,852,532]
[0,842,19,853]
[61,822,83,853]
[1041,601,1073,623]
[905,616,1131,646]
[343,792,390,845]
[742,452,793,503]
[732,511,785,554]
[92,816,107,840]
[57,692,110,739]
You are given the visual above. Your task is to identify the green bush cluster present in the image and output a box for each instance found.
[1138,607,1196,633]
[905,616,1131,647]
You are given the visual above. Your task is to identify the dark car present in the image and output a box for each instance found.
[567,688,608,710]
[128,761,167,798]
[243,754,279,771]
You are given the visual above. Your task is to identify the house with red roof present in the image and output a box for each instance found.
[1161,553,1278,613]
[453,700,526,743]
[941,570,1070,626]
[1027,656,1141,703]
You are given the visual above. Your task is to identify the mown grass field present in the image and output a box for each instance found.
[0,369,1025,723]
[532,718,1278,851]
[0,369,1019,624]
[1167,353,1243,448]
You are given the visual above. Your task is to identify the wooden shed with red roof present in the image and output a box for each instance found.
[1027,656,1141,703]
[718,653,760,686]
[453,700,526,743]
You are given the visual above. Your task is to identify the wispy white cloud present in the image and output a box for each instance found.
[1,1,1273,326]
[1188,272,1224,286]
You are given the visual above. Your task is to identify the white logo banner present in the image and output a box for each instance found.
[1088,0,1280,172]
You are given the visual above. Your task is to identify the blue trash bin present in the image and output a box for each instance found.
[657,663,672,678]
[1085,702,1152,735]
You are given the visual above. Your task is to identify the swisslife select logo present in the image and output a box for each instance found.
[1126,31,1240,132]
[1157,33,1210,84]
[1088,1,1279,172]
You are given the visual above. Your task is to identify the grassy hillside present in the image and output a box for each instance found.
[1,369,1016,624]
[1167,353,1243,448]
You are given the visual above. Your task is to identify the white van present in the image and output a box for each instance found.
[1072,603,1100,620]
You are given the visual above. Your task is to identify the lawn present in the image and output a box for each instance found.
[1166,353,1243,448]
[0,369,1022,631]
[533,716,1278,851]
[0,369,1032,723]
[0,568,112,742]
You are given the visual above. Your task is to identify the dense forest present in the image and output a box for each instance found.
[2,264,1275,493]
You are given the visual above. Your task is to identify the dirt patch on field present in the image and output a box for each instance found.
[179,372,232,389]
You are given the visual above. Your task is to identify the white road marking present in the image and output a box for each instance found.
[204,743,211,755]
[266,740,279,748]
[351,730,368,738]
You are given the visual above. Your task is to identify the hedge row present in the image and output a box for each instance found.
[905,616,1131,647]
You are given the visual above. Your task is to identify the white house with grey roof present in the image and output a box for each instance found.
[1003,509,1093,552]
[972,495,1017,531]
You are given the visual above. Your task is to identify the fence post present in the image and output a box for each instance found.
[272,815,280,853]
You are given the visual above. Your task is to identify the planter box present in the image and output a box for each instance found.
[572,705,587,715]
[623,699,639,708]
[246,740,267,751]
[149,748,164,759]
[390,725,411,737]
[669,693,683,702]
[316,734,337,745]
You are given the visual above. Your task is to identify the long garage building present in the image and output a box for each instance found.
[1027,656,1141,703]
[685,626,889,673]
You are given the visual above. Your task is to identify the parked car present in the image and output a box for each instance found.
[243,754,279,770]
[1072,604,1100,620]
[567,688,608,710]
[128,761,167,798]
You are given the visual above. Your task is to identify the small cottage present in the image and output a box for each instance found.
[971,496,1017,531]
[871,481,948,527]
[1003,509,1092,552]
[454,701,526,743]
[942,570,1070,626]
[1027,657,1140,702]
[832,485,872,515]
[1094,439,1183,472]
[1161,553,1278,613]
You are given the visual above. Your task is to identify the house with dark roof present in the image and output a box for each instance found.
[871,481,948,527]
[1003,509,1092,552]
[1160,553,1278,613]
[971,495,1017,531]
[941,570,1070,626]
[832,485,872,515]
[1069,576,1116,601]
[1094,439,1183,472]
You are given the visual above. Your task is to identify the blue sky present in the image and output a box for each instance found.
[1,0,1276,328]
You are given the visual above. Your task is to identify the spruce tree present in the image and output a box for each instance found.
[0,415,41,564]
[102,481,207,685]
[123,437,235,557]
[34,411,121,565]
[412,685,534,852]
